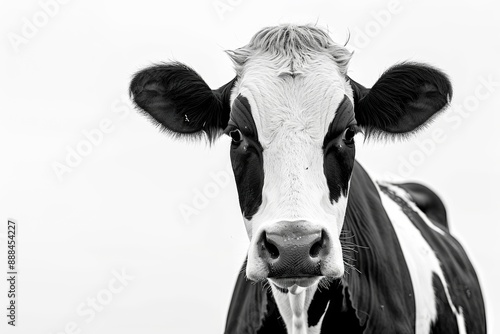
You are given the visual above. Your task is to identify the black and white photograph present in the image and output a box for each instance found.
[1,0,498,333]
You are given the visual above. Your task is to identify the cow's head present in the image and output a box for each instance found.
[130,25,451,292]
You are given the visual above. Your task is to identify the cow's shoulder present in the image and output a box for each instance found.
[344,163,416,332]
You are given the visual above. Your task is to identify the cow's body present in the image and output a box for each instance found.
[225,162,485,333]
[130,24,486,333]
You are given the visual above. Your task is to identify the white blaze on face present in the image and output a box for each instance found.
[230,53,355,281]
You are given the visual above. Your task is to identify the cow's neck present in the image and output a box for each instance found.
[270,282,326,334]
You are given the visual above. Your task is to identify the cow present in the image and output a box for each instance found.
[129,24,486,334]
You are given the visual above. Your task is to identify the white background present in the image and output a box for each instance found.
[1,0,499,333]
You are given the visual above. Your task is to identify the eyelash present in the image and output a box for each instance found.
[322,124,361,152]
[344,125,362,144]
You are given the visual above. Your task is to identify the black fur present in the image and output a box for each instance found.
[322,95,357,203]
[430,273,460,333]
[341,163,416,332]
[129,62,235,143]
[396,182,448,230]
[349,62,453,139]
[229,96,264,220]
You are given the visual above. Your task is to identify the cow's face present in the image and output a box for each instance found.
[130,25,452,291]
[225,31,356,286]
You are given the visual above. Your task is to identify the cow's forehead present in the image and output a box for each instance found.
[230,54,353,146]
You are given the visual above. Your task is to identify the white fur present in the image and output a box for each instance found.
[378,182,467,334]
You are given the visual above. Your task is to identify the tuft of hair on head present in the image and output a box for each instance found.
[225,24,353,75]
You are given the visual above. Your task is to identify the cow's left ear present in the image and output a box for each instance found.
[348,62,452,138]
[130,62,236,143]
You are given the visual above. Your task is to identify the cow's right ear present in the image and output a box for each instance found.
[130,62,236,143]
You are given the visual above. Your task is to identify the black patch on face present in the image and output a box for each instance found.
[227,95,264,220]
[323,95,357,203]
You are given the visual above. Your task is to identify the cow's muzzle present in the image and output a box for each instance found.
[257,221,330,278]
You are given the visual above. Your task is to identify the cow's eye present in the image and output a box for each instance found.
[343,126,357,145]
[230,129,243,143]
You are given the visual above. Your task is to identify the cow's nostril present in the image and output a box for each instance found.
[309,230,325,258]
[263,232,280,259]
[310,240,322,258]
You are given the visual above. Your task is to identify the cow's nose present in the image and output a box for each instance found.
[259,226,326,277]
